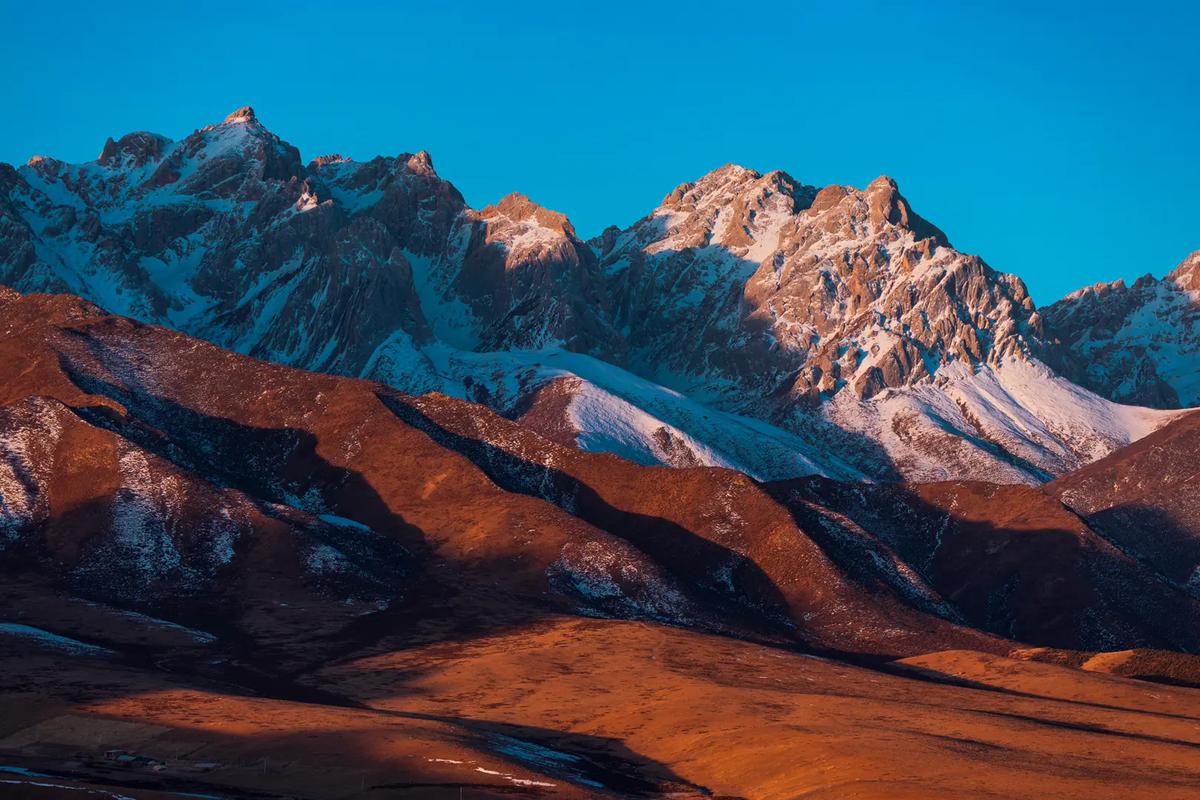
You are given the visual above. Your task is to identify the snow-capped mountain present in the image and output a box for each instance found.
[0,107,1187,482]
[590,164,1179,481]
[1042,250,1200,408]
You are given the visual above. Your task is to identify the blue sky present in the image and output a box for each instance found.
[1,1,1196,303]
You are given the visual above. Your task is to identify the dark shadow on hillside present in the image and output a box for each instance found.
[1077,503,1200,589]
[766,477,1200,654]
[0,644,718,798]
[59,371,419,550]
[377,391,801,642]
[45,346,837,684]
[45,362,619,672]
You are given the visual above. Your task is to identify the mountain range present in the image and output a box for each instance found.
[2,106,1195,486]
[2,107,1200,798]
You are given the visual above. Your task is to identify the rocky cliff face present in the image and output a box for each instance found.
[0,108,1187,483]
[1042,251,1200,408]
[0,108,610,391]
[597,166,1039,406]
[584,165,1180,482]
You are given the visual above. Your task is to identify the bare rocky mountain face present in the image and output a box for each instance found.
[0,107,1192,484]
[1042,250,1200,408]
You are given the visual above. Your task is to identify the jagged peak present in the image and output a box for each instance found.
[689,163,761,192]
[309,154,351,168]
[866,174,900,192]
[806,175,950,247]
[482,192,576,238]
[22,154,63,176]
[1056,278,1129,305]
[404,150,436,176]
[1168,249,1200,291]
[708,162,760,179]
[658,163,818,217]
[223,105,258,124]
[98,131,171,167]
[866,175,941,240]
[761,167,798,185]
[660,164,753,206]
[194,107,277,143]
[175,106,305,182]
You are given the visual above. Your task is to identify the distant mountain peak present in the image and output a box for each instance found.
[482,192,576,238]
[310,153,350,167]
[1170,250,1200,291]
[405,150,436,176]
[1043,248,1200,408]
[804,175,950,247]
[223,105,258,124]
[706,162,759,180]
[98,131,171,167]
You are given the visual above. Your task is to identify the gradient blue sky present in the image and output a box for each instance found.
[1,1,1196,303]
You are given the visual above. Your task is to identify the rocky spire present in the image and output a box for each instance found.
[1169,250,1200,291]
[223,106,257,124]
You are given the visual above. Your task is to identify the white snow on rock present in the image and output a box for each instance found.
[0,398,64,545]
[0,623,115,656]
[828,358,1180,483]
[547,538,694,624]
[425,346,866,481]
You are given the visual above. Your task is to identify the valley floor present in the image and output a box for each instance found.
[2,615,1200,799]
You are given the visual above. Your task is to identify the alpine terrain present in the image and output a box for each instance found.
[1,107,1193,484]
[0,107,1198,799]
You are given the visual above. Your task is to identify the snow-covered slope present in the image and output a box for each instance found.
[424,346,868,481]
[0,107,1186,483]
[827,358,1177,483]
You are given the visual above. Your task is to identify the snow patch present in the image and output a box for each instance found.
[0,623,115,656]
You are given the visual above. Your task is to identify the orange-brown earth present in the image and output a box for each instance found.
[2,287,1200,798]
[5,617,1200,799]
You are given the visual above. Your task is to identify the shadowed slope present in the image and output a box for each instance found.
[772,478,1200,653]
[1048,410,1200,593]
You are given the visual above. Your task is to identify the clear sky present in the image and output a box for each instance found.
[1,1,1196,304]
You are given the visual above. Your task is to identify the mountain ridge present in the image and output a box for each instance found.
[0,106,1192,484]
